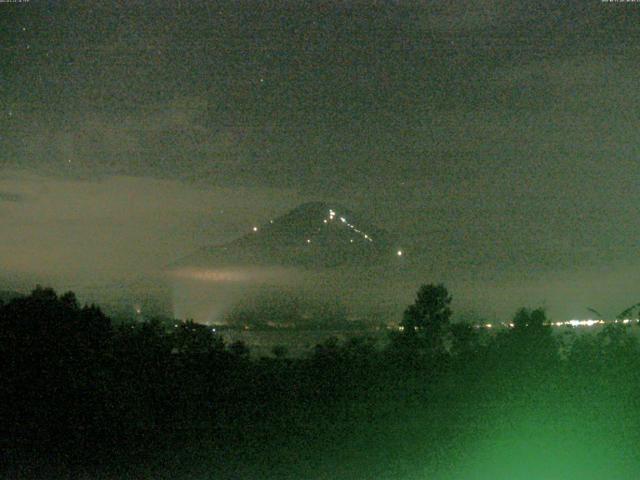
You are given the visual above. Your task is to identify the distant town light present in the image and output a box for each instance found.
[306,239,311,244]
[252,226,258,232]
[397,250,403,256]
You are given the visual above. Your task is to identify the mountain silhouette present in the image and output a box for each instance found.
[174,201,397,269]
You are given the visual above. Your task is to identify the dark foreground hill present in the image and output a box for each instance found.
[6,286,640,479]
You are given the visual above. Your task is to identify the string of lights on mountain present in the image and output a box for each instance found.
[250,207,402,256]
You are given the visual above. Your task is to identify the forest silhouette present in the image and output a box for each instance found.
[2,285,640,479]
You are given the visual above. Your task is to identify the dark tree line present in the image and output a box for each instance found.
[2,284,640,479]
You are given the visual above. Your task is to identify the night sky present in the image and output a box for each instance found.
[2,1,640,320]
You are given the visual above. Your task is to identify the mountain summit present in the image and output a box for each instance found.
[174,202,398,269]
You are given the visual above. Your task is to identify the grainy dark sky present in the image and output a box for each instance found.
[2,1,640,319]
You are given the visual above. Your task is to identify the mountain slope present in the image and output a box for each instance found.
[174,201,398,269]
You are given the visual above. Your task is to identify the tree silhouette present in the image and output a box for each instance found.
[449,321,480,358]
[5,281,640,479]
[229,340,250,358]
[492,307,558,376]
[398,283,452,356]
[512,307,547,332]
[272,344,288,359]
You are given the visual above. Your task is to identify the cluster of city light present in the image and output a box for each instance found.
[469,318,640,329]
[552,318,639,327]
[171,323,216,333]
[563,319,604,327]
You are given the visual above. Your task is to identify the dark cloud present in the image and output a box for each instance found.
[0,192,24,202]
[2,1,640,319]
[0,170,301,282]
